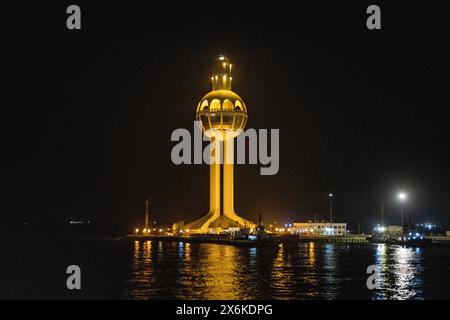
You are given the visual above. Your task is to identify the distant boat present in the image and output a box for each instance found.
[389,232,432,247]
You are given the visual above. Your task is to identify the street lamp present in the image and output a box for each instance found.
[397,192,407,226]
[328,193,333,223]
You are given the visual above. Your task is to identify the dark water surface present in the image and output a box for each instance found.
[0,238,449,299]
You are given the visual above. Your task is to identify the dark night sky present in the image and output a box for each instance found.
[4,1,450,232]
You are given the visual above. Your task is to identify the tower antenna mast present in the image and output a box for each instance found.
[145,196,151,230]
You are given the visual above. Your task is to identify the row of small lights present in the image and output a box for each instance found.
[275,223,293,233]
[211,57,232,81]
[211,75,232,81]
[134,227,175,234]
[275,227,291,232]
[399,232,423,241]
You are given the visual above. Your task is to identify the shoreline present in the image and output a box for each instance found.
[123,234,371,247]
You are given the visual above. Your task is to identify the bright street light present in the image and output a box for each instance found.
[328,193,333,222]
[397,191,408,226]
[397,192,407,201]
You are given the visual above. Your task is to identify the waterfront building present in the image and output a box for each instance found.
[293,222,347,236]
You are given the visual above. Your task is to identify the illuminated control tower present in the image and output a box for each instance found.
[186,56,256,234]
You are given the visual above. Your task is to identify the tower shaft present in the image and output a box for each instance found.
[207,138,239,221]
[209,137,220,214]
[209,138,253,227]
[223,138,234,216]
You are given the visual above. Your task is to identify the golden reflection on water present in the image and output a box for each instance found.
[128,240,154,299]
[302,242,319,298]
[144,240,152,261]
[270,244,295,299]
[308,242,315,268]
[198,244,241,299]
[166,243,245,299]
[133,240,139,258]
[126,240,425,300]
[184,242,191,261]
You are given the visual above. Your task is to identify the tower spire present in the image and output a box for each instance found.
[145,196,150,230]
[211,55,232,91]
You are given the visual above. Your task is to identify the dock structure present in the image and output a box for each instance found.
[425,235,450,244]
[124,235,279,248]
[298,235,368,243]
[125,234,370,247]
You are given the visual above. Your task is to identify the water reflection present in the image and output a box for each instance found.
[301,242,319,298]
[200,245,241,299]
[249,247,257,267]
[373,244,388,299]
[322,244,338,299]
[181,244,251,299]
[126,241,431,300]
[127,240,154,299]
[271,244,295,299]
[184,242,191,261]
[390,246,423,300]
[372,244,423,300]
[308,242,316,268]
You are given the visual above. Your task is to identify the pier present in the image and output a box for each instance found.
[124,235,281,247]
[297,235,369,243]
[124,234,370,247]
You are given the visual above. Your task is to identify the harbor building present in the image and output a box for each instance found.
[293,222,347,236]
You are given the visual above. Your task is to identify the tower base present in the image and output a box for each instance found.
[185,212,256,234]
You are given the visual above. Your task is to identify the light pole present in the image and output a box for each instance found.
[397,192,407,226]
[328,193,333,223]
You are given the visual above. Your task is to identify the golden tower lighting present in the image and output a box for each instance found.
[185,55,256,234]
